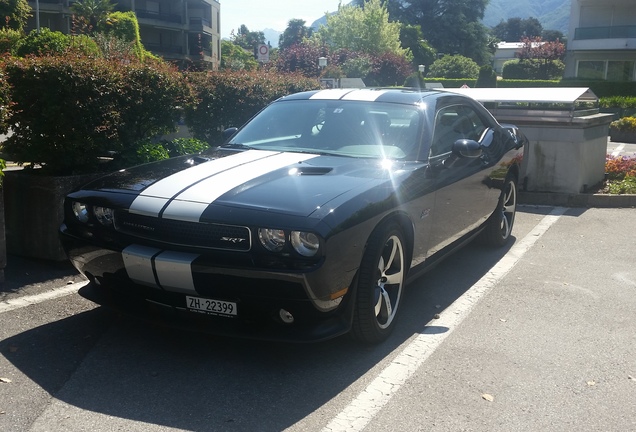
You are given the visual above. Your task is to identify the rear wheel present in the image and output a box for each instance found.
[351,223,406,344]
[480,174,517,247]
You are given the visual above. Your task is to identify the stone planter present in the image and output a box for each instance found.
[3,170,102,261]
[609,128,636,143]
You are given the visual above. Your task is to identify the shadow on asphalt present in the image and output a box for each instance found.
[1,253,86,294]
[1,230,530,431]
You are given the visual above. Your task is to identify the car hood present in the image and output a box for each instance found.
[84,149,397,221]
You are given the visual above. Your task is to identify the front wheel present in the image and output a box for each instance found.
[480,174,517,247]
[351,223,406,344]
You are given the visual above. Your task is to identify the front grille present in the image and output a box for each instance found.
[114,211,251,251]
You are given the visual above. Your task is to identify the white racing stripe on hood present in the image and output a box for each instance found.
[162,152,319,222]
[130,150,278,216]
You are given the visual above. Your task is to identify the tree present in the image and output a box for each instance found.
[275,40,326,77]
[0,0,31,31]
[314,0,408,58]
[476,65,497,87]
[279,19,313,51]
[221,40,259,71]
[492,17,543,42]
[384,0,491,65]
[71,0,115,34]
[501,36,565,80]
[541,29,565,42]
[399,24,436,69]
[427,54,480,79]
[231,25,265,53]
[101,11,153,60]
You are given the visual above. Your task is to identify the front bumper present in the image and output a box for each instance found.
[60,227,356,342]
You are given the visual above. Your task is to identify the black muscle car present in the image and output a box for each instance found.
[60,88,526,343]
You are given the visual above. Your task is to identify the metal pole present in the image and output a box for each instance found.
[36,0,40,32]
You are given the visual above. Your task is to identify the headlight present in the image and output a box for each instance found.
[258,228,286,252]
[93,206,114,226]
[291,231,320,257]
[72,201,89,223]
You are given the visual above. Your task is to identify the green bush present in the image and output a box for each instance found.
[116,140,170,167]
[599,96,636,109]
[476,65,497,88]
[162,137,210,158]
[14,28,100,57]
[185,70,319,144]
[1,54,192,175]
[497,79,560,88]
[100,11,155,61]
[609,116,636,132]
[427,55,479,79]
[0,28,22,54]
[403,72,426,88]
[502,59,564,80]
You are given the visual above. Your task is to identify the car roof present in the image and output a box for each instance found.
[279,88,449,106]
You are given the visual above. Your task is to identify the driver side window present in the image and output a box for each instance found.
[430,105,486,157]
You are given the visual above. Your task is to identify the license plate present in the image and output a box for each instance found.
[186,296,237,317]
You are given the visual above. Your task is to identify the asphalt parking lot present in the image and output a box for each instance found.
[1,205,635,432]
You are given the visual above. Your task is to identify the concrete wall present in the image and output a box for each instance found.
[509,115,614,193]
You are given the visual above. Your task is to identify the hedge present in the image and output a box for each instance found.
[1,54,192,175]
[185,70,319,144]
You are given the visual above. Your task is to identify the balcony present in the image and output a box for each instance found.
[135,9,182,25]
[574,25,636,40]
[144,43,183,55]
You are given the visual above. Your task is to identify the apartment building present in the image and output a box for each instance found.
[564,0,636,81]
[25,0,221,69]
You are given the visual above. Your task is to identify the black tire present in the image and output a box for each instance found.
[480,174,517,247]
[351,223,406,344]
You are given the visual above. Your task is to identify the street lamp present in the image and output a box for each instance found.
[418,64,425,74]
[318,56,327,69]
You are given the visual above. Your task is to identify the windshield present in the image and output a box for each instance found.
[228,100,422,160]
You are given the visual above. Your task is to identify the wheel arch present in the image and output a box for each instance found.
[364,211,415,274]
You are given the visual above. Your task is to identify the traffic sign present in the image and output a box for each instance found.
[257,44,269,63]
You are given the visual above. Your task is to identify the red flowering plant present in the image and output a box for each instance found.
[604,155,636,194]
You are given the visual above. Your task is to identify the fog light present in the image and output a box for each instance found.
[279,309,295,324]
[94,206,114,226]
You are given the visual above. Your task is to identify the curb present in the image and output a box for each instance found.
[519,191,636,208]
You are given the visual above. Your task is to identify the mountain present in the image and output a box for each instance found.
[262,28,282,48]
[310,0,571,35]
[484,0,571,35]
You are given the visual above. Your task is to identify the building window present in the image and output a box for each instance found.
[577,61,605,79]
[577,60,635,81]
[607,61,635,81]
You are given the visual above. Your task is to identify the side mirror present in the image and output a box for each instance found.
[222,127,238,141]
[452,139,482,158]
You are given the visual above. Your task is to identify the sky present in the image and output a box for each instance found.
[220,0,346,39]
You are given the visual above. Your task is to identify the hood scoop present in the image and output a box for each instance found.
[293,166,333,176]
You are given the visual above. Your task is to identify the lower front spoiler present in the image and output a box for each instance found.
[78,279,353,343]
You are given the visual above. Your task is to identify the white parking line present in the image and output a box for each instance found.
[0,281,89,314]
[323,207,568,432]
[611,143,625,157]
